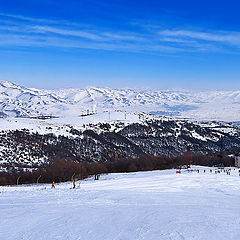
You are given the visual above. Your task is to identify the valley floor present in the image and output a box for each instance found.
[1,166,240,240]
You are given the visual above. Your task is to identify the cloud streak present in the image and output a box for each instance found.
[158,30,240,46]
[32,26,103,41]
[0,13,240,54]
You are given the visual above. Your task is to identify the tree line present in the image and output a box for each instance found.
[0,152,234,186]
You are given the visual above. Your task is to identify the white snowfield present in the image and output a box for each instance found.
[1,167,240,240]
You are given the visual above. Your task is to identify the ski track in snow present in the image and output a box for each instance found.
[1,167,240,240]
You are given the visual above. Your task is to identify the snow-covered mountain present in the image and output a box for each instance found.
[1,80,240,171]
[1,80,240,121]
[1,115,240,171]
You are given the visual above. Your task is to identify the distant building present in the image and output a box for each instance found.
[235,156,240,168]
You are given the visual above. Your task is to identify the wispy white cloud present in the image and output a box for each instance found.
[32,26,103,41]
[0,12,74,25]
[158,37,197,44]
[101,32,145,42]
[0,32,181,54]
[158,30,240,46]
[0,13,240,54]
[0,14,146,43]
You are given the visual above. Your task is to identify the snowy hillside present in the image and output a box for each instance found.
[1,80,240,121]
[1,114,240,170]
[1,167,240,240]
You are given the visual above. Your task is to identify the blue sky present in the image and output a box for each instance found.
[0,0,240,90]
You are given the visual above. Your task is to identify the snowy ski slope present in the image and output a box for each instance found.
[1,166,240,240]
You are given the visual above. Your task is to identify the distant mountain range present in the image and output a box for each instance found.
[1,80,240,121]
[1,80,240,170]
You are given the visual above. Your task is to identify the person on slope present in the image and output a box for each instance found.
[73,179,76,189]
[51,181,55,189]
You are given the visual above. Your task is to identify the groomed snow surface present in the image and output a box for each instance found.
[1,166,240,240]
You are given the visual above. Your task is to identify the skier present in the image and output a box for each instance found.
[51,181,55,189]
[73,179,76,189]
